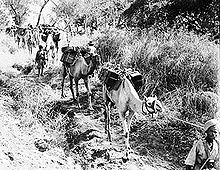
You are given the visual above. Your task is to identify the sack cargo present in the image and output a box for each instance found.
[53,33,60,42]
[60,53,75,64]
[60,46,77,64]
[41,34,48,42]
[127,71,143,91]
[61,46,75,53]
[105,69,120,88]
[99,68,121,90]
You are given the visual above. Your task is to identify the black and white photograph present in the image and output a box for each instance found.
[0,0,219,169]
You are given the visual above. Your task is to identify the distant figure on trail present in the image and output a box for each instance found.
[86,41,100,74]
[185,119,220,170]
[35,45,46,77]
[87,41,97,57]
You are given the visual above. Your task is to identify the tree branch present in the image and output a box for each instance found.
[36,0,50,26]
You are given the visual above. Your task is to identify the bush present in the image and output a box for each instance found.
[3,77,70,147]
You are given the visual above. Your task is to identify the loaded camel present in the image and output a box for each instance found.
[100,69,164,160]
[45,33,56,67]
[61,46,100,110]
[41,27,60,67]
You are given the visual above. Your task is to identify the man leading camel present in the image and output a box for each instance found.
[185,119,220,170]
[87,41,97,57]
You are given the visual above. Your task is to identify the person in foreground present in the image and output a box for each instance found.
[185,119,220,170]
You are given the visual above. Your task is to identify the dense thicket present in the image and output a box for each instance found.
[119,0,219,39]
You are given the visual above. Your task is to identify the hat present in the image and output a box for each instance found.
[204,119,219,132]
[88,41,94,45]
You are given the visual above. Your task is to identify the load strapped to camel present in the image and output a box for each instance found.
[99,66,143,92]
[126,69,143,92]
[60,46,78,64]
[100,68,122,91]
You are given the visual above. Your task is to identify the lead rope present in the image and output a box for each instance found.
[166,115,204,129]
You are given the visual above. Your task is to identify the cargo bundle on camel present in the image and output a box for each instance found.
[99,65,164,161]
[60,45,100,110]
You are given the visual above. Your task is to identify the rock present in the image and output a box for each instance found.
[34,139,50,152]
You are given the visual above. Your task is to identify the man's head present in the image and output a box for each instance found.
[204,119,219,140]
[88,41,94,46]
[39,45,43,50]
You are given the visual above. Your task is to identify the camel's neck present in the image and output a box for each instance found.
[87,59,96,75]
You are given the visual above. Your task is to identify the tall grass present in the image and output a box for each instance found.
[97,27,219,167]
[97,28,219,120]
[2,77,70,147]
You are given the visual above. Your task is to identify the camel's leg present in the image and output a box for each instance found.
[104,102,112,142]
[119,112,130,150]
[125,110,135,153]
[83,77,93,110]
[103,109,108,133]
[74,79,80,108]
[69,75,76,101]
[119,111,131,161]
[41,65,44,76]
[127,110,135,133]
[61,64,67,98]
[37,67,40,77]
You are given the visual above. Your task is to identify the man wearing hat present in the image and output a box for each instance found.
[35,45,46,77]
[185,119,220,170]
[87,41,97,57]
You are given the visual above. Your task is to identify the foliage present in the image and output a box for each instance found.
[52,0,132,34]
[0,1,10,28]
[119,0,219,38]
[0,32,18,54]
[2,0,31,26]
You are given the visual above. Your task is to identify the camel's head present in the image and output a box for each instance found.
[142,96,164,118]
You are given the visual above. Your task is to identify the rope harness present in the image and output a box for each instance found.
[142,100,156,118]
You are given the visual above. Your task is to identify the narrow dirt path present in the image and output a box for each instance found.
[0,67,170,170]
[40,70,169,170]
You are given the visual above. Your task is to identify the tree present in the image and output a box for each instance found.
[119,0,219,37]
[2,0,31,26]
[36,0,50,26]
[0,1,10,28]
[52,0,131,34]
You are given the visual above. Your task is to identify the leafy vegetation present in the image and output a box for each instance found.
[120,0,219,39]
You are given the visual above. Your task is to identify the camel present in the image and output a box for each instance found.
[26,28,34,55]
[16,27,27,48]
[45,33,56,67]
[101,73,164,160]
[61,46,100,110]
